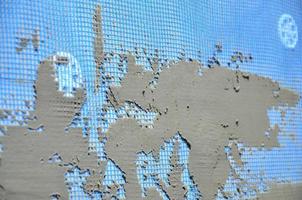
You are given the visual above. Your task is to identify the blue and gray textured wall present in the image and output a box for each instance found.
[0,1,302,200]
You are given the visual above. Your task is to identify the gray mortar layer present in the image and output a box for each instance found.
[106,55,299,200]
[0,61,102,200]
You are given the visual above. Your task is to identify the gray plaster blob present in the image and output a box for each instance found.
[0,61,100,200]
[107,56,299,200]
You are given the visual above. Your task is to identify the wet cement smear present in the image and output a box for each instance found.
[106,56,299,199]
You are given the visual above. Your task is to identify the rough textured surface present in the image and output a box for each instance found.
[93,4,104,92]
[16,29,40,53]
[0,56,299,199]
[230,141,244,167]
[107,56,299,199]
[105,119,162,199]
[257,184,302,200]
[0,61,99,200]
[144,188,162,200]
[164,142,188,199]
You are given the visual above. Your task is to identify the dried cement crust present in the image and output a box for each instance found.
[107,56,299,200]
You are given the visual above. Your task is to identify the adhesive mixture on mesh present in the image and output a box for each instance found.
[0,2,302,200]
[1,52,299,200]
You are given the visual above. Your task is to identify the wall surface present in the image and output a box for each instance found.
[0,1,302,200]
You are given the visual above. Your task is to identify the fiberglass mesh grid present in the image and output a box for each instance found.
[0,0,302,199]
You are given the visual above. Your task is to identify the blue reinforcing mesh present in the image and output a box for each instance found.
[0,0,302,200]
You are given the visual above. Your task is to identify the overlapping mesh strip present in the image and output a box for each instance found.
[0,0,301,200]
